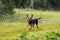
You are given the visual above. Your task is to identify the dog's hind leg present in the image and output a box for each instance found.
[36,20,38,29]
[37,24,38,28]
[36,23,38,28]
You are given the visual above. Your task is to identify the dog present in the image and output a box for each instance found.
[26,14,41,30]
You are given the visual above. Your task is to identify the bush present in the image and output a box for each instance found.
[16,31,60,40]
[45,32,60,40]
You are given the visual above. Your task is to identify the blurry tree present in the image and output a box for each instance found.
[30,0,34,8]
[0,0,60,15]
[44,0,60,10]
[0,0,14,14]
[0,0,4,14]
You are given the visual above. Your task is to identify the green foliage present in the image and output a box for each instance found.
[34,0,45,9]
[0,15,3,22]
[16,31,40,40]
[1,0,14,14]
[16,32,60,40]
[45,32,60,40]
[0,0,60,14]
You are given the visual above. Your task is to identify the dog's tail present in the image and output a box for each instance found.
[38,17,41,19]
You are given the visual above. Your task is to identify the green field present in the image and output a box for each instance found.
[0,9,60,40]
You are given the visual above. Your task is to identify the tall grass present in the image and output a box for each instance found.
[0,9,60,40]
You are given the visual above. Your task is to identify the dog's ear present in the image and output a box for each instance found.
[26,14,28,17]
[31,14,33,18]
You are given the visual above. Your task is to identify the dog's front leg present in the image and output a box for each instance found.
[29,24,33,30]
[27,24,29,26]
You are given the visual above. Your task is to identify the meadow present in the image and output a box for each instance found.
[0,9,60,40]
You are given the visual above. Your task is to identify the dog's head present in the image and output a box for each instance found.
[26,14,33,20]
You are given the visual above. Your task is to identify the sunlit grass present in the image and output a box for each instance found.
[0,9,60,40]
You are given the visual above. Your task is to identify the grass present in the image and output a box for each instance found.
[0,9,60,40]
